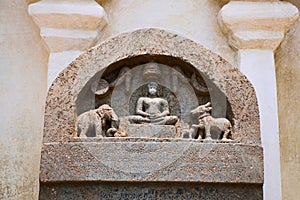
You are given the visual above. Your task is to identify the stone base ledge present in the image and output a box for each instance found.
[40,182,263,200]
[40,142,263,184]
[68,137,240,143]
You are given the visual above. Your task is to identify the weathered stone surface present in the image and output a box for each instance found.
[44,28,260,144]
[41,28,263,198]
[75,104,126,138]
[40,182,263,200]
[189,102,233,140]
[40,140,263,183]
[128,81,179,126]
[128,124,177,138]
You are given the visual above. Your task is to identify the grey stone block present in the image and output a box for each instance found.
[40,182,263,200]
[128,124,177,138]
[40,139,263,184]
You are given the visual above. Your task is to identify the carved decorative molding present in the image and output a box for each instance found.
[28,0,107,52]
[218,1,299,50]
[28,0,108,87]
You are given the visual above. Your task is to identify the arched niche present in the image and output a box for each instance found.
[41,29,263,199]
[76,56,219,127]
[44,28,260,144]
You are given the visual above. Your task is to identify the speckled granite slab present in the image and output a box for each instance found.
[40,139,263,183]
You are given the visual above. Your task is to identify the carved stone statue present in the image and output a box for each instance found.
[188,102,233,140]
[129,82,178,125]
[76,104,127,138]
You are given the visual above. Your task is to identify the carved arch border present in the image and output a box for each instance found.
[44,28,260,144]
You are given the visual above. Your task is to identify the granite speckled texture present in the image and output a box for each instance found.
[128,124,177,138]
[40,140,263,183]
[41,28,263,199]
[44,28,260,144]
[40,182,262,200]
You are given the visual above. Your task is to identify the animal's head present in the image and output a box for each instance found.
[190,102,212,117]
[97,104,119,122]
[97,104,112,116]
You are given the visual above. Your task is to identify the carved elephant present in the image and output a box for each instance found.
[75,104,125,138]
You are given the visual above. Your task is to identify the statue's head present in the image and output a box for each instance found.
[148,82,158,96]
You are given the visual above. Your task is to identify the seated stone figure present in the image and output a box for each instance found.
[129,82,178,125]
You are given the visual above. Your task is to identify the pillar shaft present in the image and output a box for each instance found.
[0,1,48,199]
[239,49,280,199]
[218,1,299,199]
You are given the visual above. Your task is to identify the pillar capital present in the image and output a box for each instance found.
[218,1,298,50]
[29,0,108,52]
[28,0,108,87]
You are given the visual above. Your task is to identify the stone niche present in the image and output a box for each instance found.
[40,29,263,199]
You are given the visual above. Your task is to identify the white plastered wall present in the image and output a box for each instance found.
[0,1,49,199]
[99,0,236,66]
[275,1,300,199]
[28,0,108,87]
[218,2,298,199]
[2,0,296,199]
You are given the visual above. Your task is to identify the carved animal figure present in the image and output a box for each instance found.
[189,102,233,140]
[76,104,126,138]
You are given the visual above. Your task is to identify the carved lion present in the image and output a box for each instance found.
[189,102,233,140]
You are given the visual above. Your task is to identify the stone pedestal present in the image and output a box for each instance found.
[128,124,177,138]
[40,139,263,199]
[40,182,262,200]
[40,29,264,199]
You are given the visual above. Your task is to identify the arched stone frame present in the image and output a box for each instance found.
[41,29,263,199]
[44,28,260,144]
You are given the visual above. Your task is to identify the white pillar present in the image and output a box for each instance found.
[29,0,108,87]
[218,1,298,200]
[0,1,49,199]
[239,49,280,199]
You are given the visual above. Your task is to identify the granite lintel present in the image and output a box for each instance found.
[40,181,263,199]
[218,1,299,50]
[40,142,263,184]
